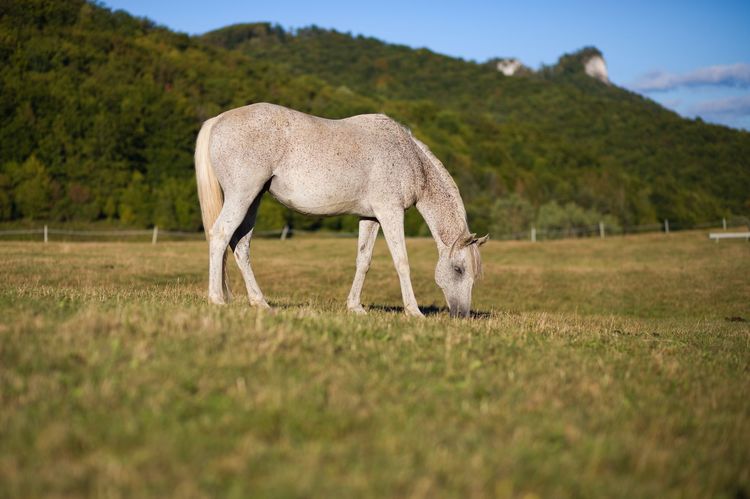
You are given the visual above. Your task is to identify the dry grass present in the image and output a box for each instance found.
[0,231,748,497]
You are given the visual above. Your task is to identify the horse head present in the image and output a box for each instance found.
[435,233,489,318]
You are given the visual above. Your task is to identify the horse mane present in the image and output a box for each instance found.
[409,136,466,218]
[410,135,482,279]
[468,242,483,280]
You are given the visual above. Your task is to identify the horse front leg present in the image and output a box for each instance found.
[347,218,380,314]
[375,207,424,318]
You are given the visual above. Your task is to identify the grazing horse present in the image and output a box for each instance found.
[195,103,488,318]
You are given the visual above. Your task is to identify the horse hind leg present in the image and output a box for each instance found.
[347,218,380,314]
[208,181,267,304]
[230,193,270,309]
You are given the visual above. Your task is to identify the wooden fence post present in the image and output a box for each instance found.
[44,225,48,243]
[152,226,158,245]
[530,225,536,243]
[664,219,670,234]
[599,221,605,239]
[723,217,727,230]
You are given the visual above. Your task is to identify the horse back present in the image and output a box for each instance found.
[211,103,425,215]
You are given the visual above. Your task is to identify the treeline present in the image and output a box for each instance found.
[0,1,378,232]
[1,2,749,236]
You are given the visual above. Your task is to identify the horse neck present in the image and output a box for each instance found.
[415,166,470,250]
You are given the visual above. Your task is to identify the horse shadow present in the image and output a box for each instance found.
[368,304,492,319]
[270,301,491,319]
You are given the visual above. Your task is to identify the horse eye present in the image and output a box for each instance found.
[453,266,463,275]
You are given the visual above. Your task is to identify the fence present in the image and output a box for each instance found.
[0,217,747,243]
[0,225,356,243]
[0,226,201,243]
[494,217,748,242]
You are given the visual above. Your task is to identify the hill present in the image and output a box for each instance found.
[202,24,750,229]
[1,2,749,235]
[0,1,377,232]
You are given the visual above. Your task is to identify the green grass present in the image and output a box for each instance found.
[0,231,748,498]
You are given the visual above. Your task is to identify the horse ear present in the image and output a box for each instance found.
[476,234,489,246]
[462,233,477,247]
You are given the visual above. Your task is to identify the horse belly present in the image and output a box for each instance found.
[268,171,372,217]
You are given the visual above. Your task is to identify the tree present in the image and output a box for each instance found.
[153,177,201,230]
[118,172,151,226]
[488,194,535,238]
[0,173,12,220]
[536,200,619,238]
[9,156,53,220]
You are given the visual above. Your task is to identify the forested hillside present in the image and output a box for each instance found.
[2,2,748,235]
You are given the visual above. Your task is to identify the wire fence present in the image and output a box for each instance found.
[0,225,356,243]
[476,217,748,242]
[0,217,747,243]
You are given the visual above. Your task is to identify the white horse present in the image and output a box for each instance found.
[195,103,488,318]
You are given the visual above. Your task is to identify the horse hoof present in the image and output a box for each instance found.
[405,308,425,318]
[348,305,367,315]
[251,300,271,310]
[209,295,226,305]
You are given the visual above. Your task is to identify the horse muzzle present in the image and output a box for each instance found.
[448,301,471,318]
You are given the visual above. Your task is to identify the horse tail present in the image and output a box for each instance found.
[195,117,222,240]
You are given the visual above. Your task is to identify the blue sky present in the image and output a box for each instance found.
[103,0,750,130]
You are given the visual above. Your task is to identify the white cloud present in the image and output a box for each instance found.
[632,63,750,92]
[689,94,750,118]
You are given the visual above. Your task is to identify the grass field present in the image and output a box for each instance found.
[0,231,748,498]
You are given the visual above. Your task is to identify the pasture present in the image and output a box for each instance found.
[0,231,748,497]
